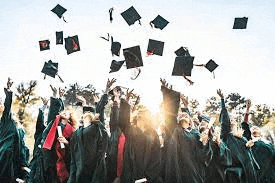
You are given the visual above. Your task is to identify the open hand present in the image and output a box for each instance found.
[217,89,224,99]
[106,78,116,93]
[7,77,13,89]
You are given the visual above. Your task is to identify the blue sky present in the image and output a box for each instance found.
[1,0,275,112]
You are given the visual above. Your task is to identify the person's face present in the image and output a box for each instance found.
[252,127,261,137]
[60,111,70,120]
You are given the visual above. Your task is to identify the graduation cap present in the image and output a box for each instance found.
[175,47,190,57]
[56,31,63,45]
[172,56,194,77]
[83,106,95,113]
[109,60,125,73]
[39,40,50,51]
[41,60,64,82]
[121,6,141,26]
[65,35,80,55]
[51,4,67,19]
[147,39,165,56]
[123,46,143,69]
[111,37,121,56]
[233,17,248,29]
[205,59,218,72]
[75,102,82,106]
[150,15,169,30]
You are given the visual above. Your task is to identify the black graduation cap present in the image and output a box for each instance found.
[41,60,64,82]
[233,17,248,29]
[51,4,67,19]
[175,47,190,57]
[65,35,80,55]
[56,31,63,45]
[147,39,165,56]
[109,60,125,73]
[83,106,95,113]
[205,59,218,72]
[123,45,143,69]
[39,40,50,51]
[121,6,141,26]
[111,37,121,56]
[172,56,194,76]
[150,15,169,30]
[75,102,82,106]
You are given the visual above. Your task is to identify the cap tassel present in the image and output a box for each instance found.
[44,74,47,80]
[131,68,141,80]
[149,21,154,28]
[62,16,67,23]
[183,75,194,85]
[212,71,215,79]
[109,8,114,23]
[193,64,205,67]
[100,33,110,41]
[57,75,64,83]
[138,19,142,25]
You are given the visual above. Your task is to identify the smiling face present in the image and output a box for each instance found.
[60,111,70,120]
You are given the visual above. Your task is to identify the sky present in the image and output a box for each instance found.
[0,0,275,113]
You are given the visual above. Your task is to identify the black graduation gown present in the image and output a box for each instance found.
[106,100,148,183]
[29,108,47,183]
[219,99,258,183]
[165,126,213,183]
[205,141,232,183]
[41,97,71,183]
[0,89,28,182]
[95,94,108,126]
[143,128,163,183]
[68,122,108,183]
[241,122,275,183]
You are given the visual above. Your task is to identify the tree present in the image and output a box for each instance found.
[14,80,40,123]
[205,96,220,114]
[250,104,272,126]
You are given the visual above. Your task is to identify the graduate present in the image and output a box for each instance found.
[217,89,258,183]
[0,78,29,183]
[41,85,76,183]
[164,110,213,183]
[106,83,154,183]
[241,100,275,183]
[67,78,114,183]
[29,97,49,183]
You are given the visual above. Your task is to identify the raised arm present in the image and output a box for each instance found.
[241,99,252,140]
[217,89,231,141]
[47,85,65,124]
[96,78,116,126]
[1,78,13,121]
[160,78,180,137]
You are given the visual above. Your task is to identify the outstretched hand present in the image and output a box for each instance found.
[246,99,251,110]
[41,97,49,106]
[180,93,189,107]
[50,85,57,97]
[126,88,134,103]
[106,78,116,93]
[7,77,13,90]
[217,89,224,99]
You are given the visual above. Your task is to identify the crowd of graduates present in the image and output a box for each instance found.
[0,77,275,183]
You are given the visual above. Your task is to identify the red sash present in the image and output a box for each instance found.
[117,133,126,176]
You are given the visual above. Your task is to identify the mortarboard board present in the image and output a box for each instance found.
[147,39,165,56]
[51,4,67,19]
[83,106,95,113]
[150,15,169,30]
[121,6,141,26]
[39,40,50,51]
[56,31,63,45]
[41,60,64,82]
[172,56,194,77]
[175,47,190,57]
[233,17,248,29]
[123,45,143,69]
[65,35,80,55]
[109,60,125,73]
[205,59,218,72]
[111,36,121,56]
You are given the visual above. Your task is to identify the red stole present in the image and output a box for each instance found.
[117,133,126,177]
[43,115,74,182]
